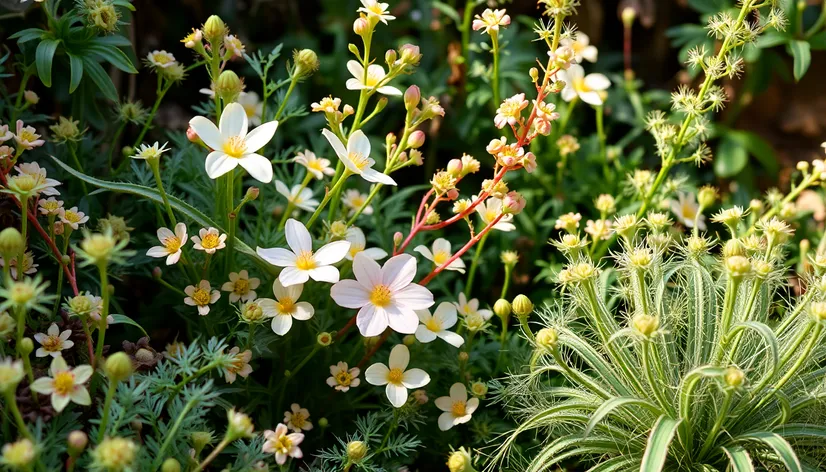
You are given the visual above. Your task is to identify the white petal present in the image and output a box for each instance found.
[322,129,349,161]
[353,252,383,288]
[237,153,273,183]
[361,168,397,186]
[561,86,578,102]
[585,73,611,91]
[357,305,388,336]
[376,85,403,96]
[381,254,418,291]
[205,151,239,179]
[273,279,303,301]
[314,241,351,265]
[438,412,456,431]
[285,219,312,254]
[388,344,409,370]
[413,245,433,261]
[220,102,248,138]
[244,121,278,153]
[401,368,430,388]
[437,330,465,348]
[364,362,389,386]
[292,302,314,320]
[347,130,371,158]
[415,325,437,343]
[346,78,367,91]
[189,116,224,150]
[579,91,604,106]
[434,395,453,412]
[146,247,169,258]
[432,238,451,254]
[393,284,434,310]
[308,265,340,283]
[275,180,291,199]
[449,382,468,402]
[466,397,480,414]
[257,247,296,267]
[433,302,458,328]
[271,314,293,335]
[347,60,364,80]
[279,267,310,286]
[386,383,408,408]
[363,248,388,260]
[386,308,419,335]
[583,45,598,62]
[70,387,91,405]
[331,280,371,308]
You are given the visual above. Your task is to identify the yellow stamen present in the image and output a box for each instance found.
[163,236,182,253]
[53,371,75,396]
[369,285,392,307]
[451,401,467,417]
[277,296,296,314]
[222,136,247,158]
[42,335,62,352]
[191,288,211,306]
[295,251,316,271]
[387,368,404,384]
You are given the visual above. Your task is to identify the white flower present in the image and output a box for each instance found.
[191,227,227,254]
[454,293,493,320]
[33,323,73,358]
[13,121,45,150]
[131,141,169,160]
[294,150,334,180]
[222,347,253,384]
[221,270,260,303]
[494,93,528,129]
[184,280,221,316]
[237,91,263,126]
[0,251,38,279]
[275,180,319,212]
[557,64,611,106]
[59,207,89,230]
[188,102,278,183]
[342,189,373,216]
[560,32,598,63]
[30,356,92,412]
[435,383,480,431]
[669,192,706,230]
[259,279,315,335]
[472,8,511,34]
[146,223,187,265]
[327,361,361,392]
[476,197,516,232]
[365,344,430,408]
[331,253,434,336]
[344,227,387,261]
[256,219,350,286]
[15,162,60,196]
[146,50,177,68]
[262,424,304,465]
[322,129,397,186]
[414,238,466,273]
[415,302,464,348]
[284,403,313,433]
[357,0,396,23]
[345,60,401,96]
[38,197,63,216]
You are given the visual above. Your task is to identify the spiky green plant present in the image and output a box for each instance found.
[495,213,826,471]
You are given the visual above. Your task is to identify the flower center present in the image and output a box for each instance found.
[290,412,307,428]
[201,233,220,249]
[42,201,59,212]
[485,209,498,222]
[308,160,324,171]
[451,400,467,417]
[387,368,404,384]
[425,318,442,332]
[53,371,75,396]
[348,244,365,258]
[681,202,697,219]
[154,53,173,64]
[275,435,292,454]
[19,130,37,142]
[163,236,182,253]
[348,152,370,171]
[369,284,392,308]
[233,279,250,295]
[295,251,316,271]
[223,136,247,158]
[242,104,257,118]
[64,211,80,223]
[42,335,62,352]
[432,250,450,265]
[277,296,296,314]
[230,355,246,372]
[192,288,211,306]
[335,371,352,386]
[574,77,590,94]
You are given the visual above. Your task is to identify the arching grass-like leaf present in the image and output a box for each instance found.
[585,397,661,437]
[721,445,755,472]
[727,321,780,378]
[736,432,801,472]
[640,416,681,472]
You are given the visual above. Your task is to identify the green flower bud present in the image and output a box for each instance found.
[632,314,659,338]
[493,299,511,319]
[347,440,368,463]
[104,352,133,383]
[318,417,329,428]
[512,295,533,318]
[18,337,34,356]
[0,228,24,259]
[447,447,476,472]
[203,15,227,43]
[67,430,88,457]
[292,49,320,80]
[317,332,333,347]
[535,328,558,350]
[161,458,181,472]
[215,70,243,104]
[724,366,745,388]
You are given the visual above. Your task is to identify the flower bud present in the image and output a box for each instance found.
[347,440,368,463]
[447,159,463,177]
[203,15,227,43]
[724,366,745,388]
[697,186,718,209]
[458,351,469,362]
[385,49,398,66]
[245,187,260,201]
[105,352,134,383]
[293,49,320,79]
[187,125,201,145]
[215,70,243,104]
[493,299,511,319]
[1,438,35,468]
[404,85,421,111]
[470,380,488,397]
[0,312,15,338]
[24,90,39,105]
[161,458,181,472]
[725,255,751,279]
[535,328,558,350]
[403,334,416,346]
[226,409,254,440]
[529,67,539,82]
[317,332,333,347]
[0,227,24,259]
[810,301,826,322]
[190,432,213,453]
[18,337,33,356]
[68,430,88,456]
[512,295,533,317]
[621,7,637,27]
[408,130,426,148]
[393,232,403,247]
[413,389,429,404]
[318,417,329,428]
[447,447,476,472]
[632,314,659,337]
[502,191,526,215]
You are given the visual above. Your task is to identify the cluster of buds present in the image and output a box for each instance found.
[385,44,422,74]
[310,96,355,130]
[80,0,120,33]
[486,137,536,173]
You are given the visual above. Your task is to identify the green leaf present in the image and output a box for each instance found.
[722,130,779,174]
[585,397,660,437]
[774,424,826,440]
[714,134,749,178]
[640,416,682,472]
[94,34,133,48]
[80,57,118,102]
[679,366,725,419]
[810,31,826,50]
[9,28,45,43]
[110,314,148,337]
[737,432,802,472]
[726,321,779,379]
[48,155,277,276]
[87,42,137,73]
[721,446,755,472]
[756,31,790,49]
[790,40,811,81]
[35,39,60,88]
[432,1,461,24]
[687,0,730,14]
[67,53,83,94]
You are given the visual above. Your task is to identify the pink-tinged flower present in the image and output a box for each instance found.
[38,197,64,216]
[146,223,187,265]
[262,423,304,465]
[330,253,434,337]
[414,302,464,348]
[221,270,260,303]
[502,191,526,215]
[256,219,350,286]
[191,227,227,254]
[14,121,44,150]
[327,361,361,392]
[184,280,221,316]
[224,34,245,57]
[486,137,507,155]
[495,143,525,168]
[188,102,278,183]
[560,32,599,63]
[472,8,511,34]
[365,344,430,408]
[284,403,313,433]
[435,383,480,431]
[15,162,61,196]
[585,219,612,241]
[494,94,528,129]
[345,61,401,96]
[222,347,253,383]
[558,64,611,106]
[357,0,396,24]
[521,151,537,173]
[33,323,74,358]
[476,197,516,232]
[0,251,38,279]
[0,124,13,142]
[30,356,92,412]
[59,207,89,230]
[414,238,465,273]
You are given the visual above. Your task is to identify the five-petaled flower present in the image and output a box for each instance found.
[557,64,611,106]
[414,238,466,273]
[365,344,430,408]
[275,180,319,212]
[284,403,313,433]
[192,227,227,254]
[415,302,464,348]
[294,150,334,180]
[146,223,187,265]
[345,60,402,96]
[357,0,396,24]
[435,382,480,431]
[258,279,315,335]
[184,280,221,316]
[327,361,361,392]
[221,270,261,303]
[322,129,397,185]
[223,346,253,384]
[472,8,510,35]
[257,219,350,286]
[262,424,304,465]
[30,356,92,412]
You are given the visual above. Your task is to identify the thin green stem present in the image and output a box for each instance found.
[698,389,734,460]
[132,77,171,151]
[149,159,177,226]
[642,340,676,415]
[346,183,383,226]
[10,66,33,125]
[93,264,110,368]
[194,437,231,472]
[3,391,32,440]
[278,173,314,229]
[491,33,501,107]
[461,0,475,72]
[67,143,88,195]
[97,379,118,442]
[464,232,489,295]
[306,171,351,230]
[273,75,299,121]
[153,396,198,470]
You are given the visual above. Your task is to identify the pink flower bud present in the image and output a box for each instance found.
[486,137,507,155]
[186,125,199,143]
[446,189,459,200]
[503,191,526,215]
[394,232,403,246]
[353,18,370,36]
[404,85,421,111]
[447,159,463,177]
[408,130,426,148]
[521,152,537,173]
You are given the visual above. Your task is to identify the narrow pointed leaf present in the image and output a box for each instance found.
[585,397,661,437]
[722,446,754,472]
[737,432,801,472]
[640,416,681,472]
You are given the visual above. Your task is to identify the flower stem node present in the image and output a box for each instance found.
[161,458,181,472]
[346,440,368,464]
[512,295,533,318]
[535,327,559,351]
[104,352,133,383]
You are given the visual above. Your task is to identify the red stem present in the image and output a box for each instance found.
[419,213,504,286]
